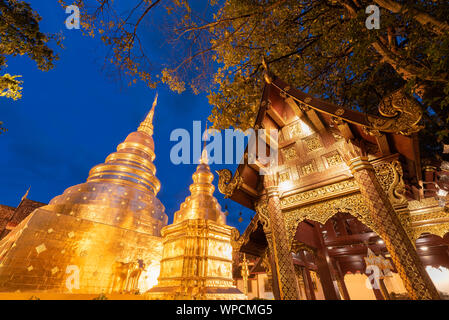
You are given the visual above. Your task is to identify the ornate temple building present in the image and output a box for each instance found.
[147,149,245,300]
[218,70,449,300]
[0,97,168,294]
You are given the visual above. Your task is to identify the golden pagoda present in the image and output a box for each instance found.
[0,95,168,295]
[146,147,245,300]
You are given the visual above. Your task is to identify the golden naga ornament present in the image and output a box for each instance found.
[216,169,243,199]
[365,89,424,136]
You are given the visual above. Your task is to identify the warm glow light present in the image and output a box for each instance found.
[138,262,161,292]
[377,240,384,245]
[437,188,448,197]
[279,180,294,191]
[426,266,449,295]
[421,246,429,251]
[299,120,312,136]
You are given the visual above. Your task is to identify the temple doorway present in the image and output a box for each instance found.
[233,211,449,300]
[292,212,408,300]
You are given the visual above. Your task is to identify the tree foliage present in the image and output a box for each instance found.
[0,0,60,133]
[64,0,449,158]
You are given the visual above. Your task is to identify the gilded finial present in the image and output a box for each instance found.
[200,122,209,164]
[138,92,158,136]
[21,186,30,202]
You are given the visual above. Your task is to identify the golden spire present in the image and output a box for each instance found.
[44,96,167,236]
[173,122,226,225]
[200,122,209,164]
[138,92,158,136]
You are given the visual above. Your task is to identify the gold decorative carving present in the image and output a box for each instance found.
[335,108,345,116]
[298,102,310,112]
[281,146,297,161]
[366,89,424,135]
[289,122,302,138]
[304,135,323,152]
[260,250,272,274]
[347,156,440,300]
[373,160,408,207]
[411,210,449,223]
[325,151,343,167]
[408,198,440,211]
[283,193,375,246]
[409,205,449,241]
[216,169,243,199]
[278,171,290,183]
[299,160,316,176]
[413,223,449,241]
[230,227,241,250]
[265,188,301,299]
[281,179,359,208]
[304,97,312,104]
[291,240,316,255]
[255,199,270,233]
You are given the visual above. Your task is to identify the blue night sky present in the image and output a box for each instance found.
[0,1,253,232]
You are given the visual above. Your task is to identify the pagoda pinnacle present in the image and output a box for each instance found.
[200,122,209,165]
[138,92,158,136]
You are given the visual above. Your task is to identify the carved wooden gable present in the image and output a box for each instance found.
[276,116,350,194]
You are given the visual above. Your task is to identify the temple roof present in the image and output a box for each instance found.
[218,74,424,211]
[0,198,45,240]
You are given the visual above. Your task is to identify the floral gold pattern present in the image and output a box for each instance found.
[281,146,297,161]
[281,179,358,208]
[299,161,316,176]
[304,135,323,152]
[325,152,343,167]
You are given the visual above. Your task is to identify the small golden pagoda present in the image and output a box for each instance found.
[146,147,245,300]
[0,95,168,295]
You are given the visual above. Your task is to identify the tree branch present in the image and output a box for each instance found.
[374,0,449,35]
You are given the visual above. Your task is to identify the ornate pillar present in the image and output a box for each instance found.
[241,254,250,296]
[343,141,440,300]
[256,178,301,300]
[313,222,342,300]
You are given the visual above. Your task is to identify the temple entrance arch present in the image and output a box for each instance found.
[283,193,377,249]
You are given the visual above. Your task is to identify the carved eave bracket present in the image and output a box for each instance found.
[216,169,243,199]
[365,89,424,136]
[230,227,242,251]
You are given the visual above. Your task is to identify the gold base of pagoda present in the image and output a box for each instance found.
[0,208,163,294]
[147,218,246,300]
[0,292,147,300]
[145,286,246,300]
